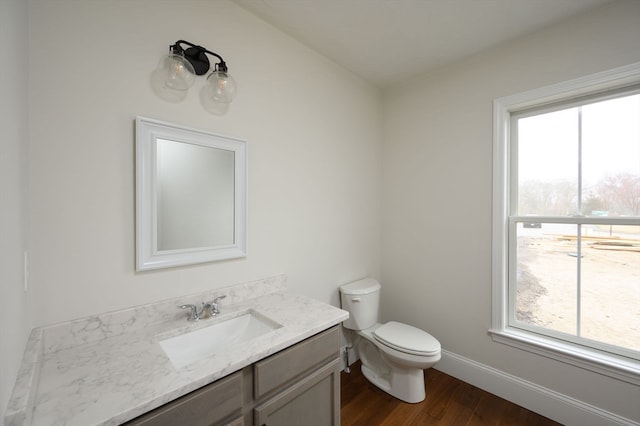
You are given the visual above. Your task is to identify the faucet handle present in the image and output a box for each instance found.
[179,304,199,321]
[205,295,227,316]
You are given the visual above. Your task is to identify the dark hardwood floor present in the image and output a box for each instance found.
[341,362,562,426]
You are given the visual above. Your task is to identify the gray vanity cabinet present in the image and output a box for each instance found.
[252,326,341,426]
[123,326,340,426]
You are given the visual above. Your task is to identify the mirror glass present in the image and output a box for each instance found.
[156,138,235,250]
[136,117,247,271]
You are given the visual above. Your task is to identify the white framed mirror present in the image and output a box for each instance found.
[135,116,247,271]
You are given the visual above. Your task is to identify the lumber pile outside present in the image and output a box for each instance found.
[557,235,640,253]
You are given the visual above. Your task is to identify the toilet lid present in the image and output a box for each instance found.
[373,321,441,356]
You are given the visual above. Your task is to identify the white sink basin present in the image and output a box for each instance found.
[160,311,282,368]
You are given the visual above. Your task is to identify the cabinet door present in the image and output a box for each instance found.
[254,359,340,426]
[124,371,243,426]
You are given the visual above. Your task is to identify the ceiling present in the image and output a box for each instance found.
[233,0,614,87]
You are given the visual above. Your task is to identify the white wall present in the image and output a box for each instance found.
[382,0,640,422]
[0,0,33,421]
[27,0,381,325]
[10,0,639,423]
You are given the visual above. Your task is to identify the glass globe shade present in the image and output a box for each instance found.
[206,71,237,103]
[158,53,196,91]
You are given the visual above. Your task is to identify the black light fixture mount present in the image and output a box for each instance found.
[155,39,236,107]
[169,40,229,76]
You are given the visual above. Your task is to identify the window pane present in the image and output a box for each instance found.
[581,225,640,351]
[517,109,579,216]
[515,223,578,334]
[582,94,640,218]
[516,222,640,352]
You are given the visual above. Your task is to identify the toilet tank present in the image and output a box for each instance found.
[339,278,381,331]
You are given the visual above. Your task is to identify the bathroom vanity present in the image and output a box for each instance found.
[5,276,348,426]
[125,326,340,426]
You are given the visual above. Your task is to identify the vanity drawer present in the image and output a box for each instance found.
[124,371,242,426]
[253,326,340,399]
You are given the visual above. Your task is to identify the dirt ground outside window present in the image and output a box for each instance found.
[516,230,640,353]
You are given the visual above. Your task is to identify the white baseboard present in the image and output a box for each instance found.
[436,350,638,426]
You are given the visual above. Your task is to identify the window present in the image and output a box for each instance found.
[492,63,640,384]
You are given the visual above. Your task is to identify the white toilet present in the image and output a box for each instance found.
[339,278,441,403]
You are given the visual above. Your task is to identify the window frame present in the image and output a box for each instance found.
[491,62,640,385]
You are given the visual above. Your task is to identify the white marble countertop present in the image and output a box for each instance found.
[5,275,348,426]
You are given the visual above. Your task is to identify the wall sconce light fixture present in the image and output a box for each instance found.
[153,40,236,112]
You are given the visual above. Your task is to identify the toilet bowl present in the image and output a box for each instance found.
[340,278,441,403]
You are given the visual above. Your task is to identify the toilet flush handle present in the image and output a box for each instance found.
[351,297,361,302]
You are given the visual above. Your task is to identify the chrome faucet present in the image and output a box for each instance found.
[179,295,227,321]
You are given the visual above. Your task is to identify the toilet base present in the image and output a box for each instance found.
[358,337,427,403]
[361,364,391,393]
[361,363,426,403]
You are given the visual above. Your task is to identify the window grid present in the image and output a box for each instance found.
[507,218,639,360]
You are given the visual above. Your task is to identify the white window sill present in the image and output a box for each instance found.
[489,328,640,386]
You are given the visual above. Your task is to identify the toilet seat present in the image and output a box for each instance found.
[373,321,440,356]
